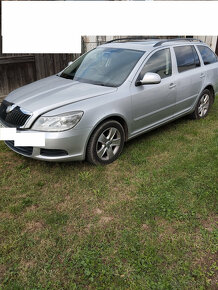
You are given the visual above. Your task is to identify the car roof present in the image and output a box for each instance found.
[99,39,207,52]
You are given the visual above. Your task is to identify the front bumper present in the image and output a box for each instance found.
[4,127,92,162]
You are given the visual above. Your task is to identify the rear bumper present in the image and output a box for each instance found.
[4,127,92,162]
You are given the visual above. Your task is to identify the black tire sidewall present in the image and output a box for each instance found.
[195,89,212,119]
[87,120,125,165]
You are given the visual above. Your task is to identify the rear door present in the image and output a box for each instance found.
[172,45,205,115]
[197,45,218,94]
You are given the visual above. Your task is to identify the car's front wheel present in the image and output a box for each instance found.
[87,120,125,165]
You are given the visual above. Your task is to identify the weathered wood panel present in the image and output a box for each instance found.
[0,61,37,96]
[34,54,79,80]
[82,35,181,52]
[194,36,218,52]
[0,55,35,65]
[0,53,79,96]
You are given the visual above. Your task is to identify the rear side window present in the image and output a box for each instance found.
[197,45,217,65]
[174,45,200,73]
[139,48,172,79]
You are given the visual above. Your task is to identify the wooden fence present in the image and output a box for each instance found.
[0,53,79,97]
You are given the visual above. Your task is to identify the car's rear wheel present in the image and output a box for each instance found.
[87,120,125,165]
[190,89,213,120]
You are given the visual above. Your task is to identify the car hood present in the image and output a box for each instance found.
[5,75,117,114]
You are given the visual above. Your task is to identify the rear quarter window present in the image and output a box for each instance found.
[197,45,218,65]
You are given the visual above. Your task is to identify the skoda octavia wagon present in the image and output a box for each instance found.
[0,38,218,164]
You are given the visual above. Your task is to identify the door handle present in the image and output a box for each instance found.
[200,73,206,78]
[169,83,176,89]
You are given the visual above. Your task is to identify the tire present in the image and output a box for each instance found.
[189,89,213,120]
[87,120,125,165]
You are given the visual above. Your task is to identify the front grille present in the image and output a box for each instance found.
[5,140,33,156]
[40,148,68,157]
[0,101,31,127]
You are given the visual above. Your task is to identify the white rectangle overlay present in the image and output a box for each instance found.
[0,128,45,147]
[2,2,218,53]
[14,133,45,147]
[0,128,16,140]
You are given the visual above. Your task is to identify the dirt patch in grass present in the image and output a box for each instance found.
[193,252,218,289]
[0,152,23,166]
[99,216,113,224]
[0,264,6,280]
[26,205,39,213]
[93,208,114,225]
[57,194,93,213]
[65,221,77,234]
[156,217,175,238]
[20,259,35,270]
[146,151,171,167]
[19,259,36,283]
[105,162,138,193]
[201,215,218,232]
[57,199,73,212]
[0,212,12,220]
[141,223,150,231]
[95,208,103,215]
[25,221,44,233]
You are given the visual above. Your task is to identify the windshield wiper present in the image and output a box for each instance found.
[59,75,115,87]
[93,82,108,87]
[59,73,74,80]
[92,82,117,87]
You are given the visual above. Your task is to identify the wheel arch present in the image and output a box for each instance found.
[90,114,129,141]
[84,114,129,159]
[202,84,215,103]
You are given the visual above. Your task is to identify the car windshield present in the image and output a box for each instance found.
[60,47,144,87]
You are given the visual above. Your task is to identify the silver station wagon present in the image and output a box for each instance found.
[0,38,218,164]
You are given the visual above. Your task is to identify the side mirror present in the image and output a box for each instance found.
[137,72,161,86]
[68,61,73,66]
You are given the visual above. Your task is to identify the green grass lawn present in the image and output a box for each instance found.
[0,99,217,289]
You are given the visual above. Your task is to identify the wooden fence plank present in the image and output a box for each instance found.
[0,55,35,65]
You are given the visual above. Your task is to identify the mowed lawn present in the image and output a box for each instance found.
[0,98,217,289]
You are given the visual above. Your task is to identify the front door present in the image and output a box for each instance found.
[131,48,176,136]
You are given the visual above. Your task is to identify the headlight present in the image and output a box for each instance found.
[32,111,83,132]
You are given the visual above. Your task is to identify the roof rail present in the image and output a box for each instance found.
[153,38,203,47]
[106,37,159,44]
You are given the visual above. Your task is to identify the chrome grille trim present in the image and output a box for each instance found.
[0,100,32,128]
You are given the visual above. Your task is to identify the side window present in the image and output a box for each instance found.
[197,45,217,65]
[174,45,200,73]
[139,48,172,80]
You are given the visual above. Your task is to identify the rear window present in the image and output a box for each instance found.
[174,45,200,73]
[197,45,217,65]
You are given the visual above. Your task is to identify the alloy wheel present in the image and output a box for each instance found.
[96,127,121,161]
[198,94,210,117]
